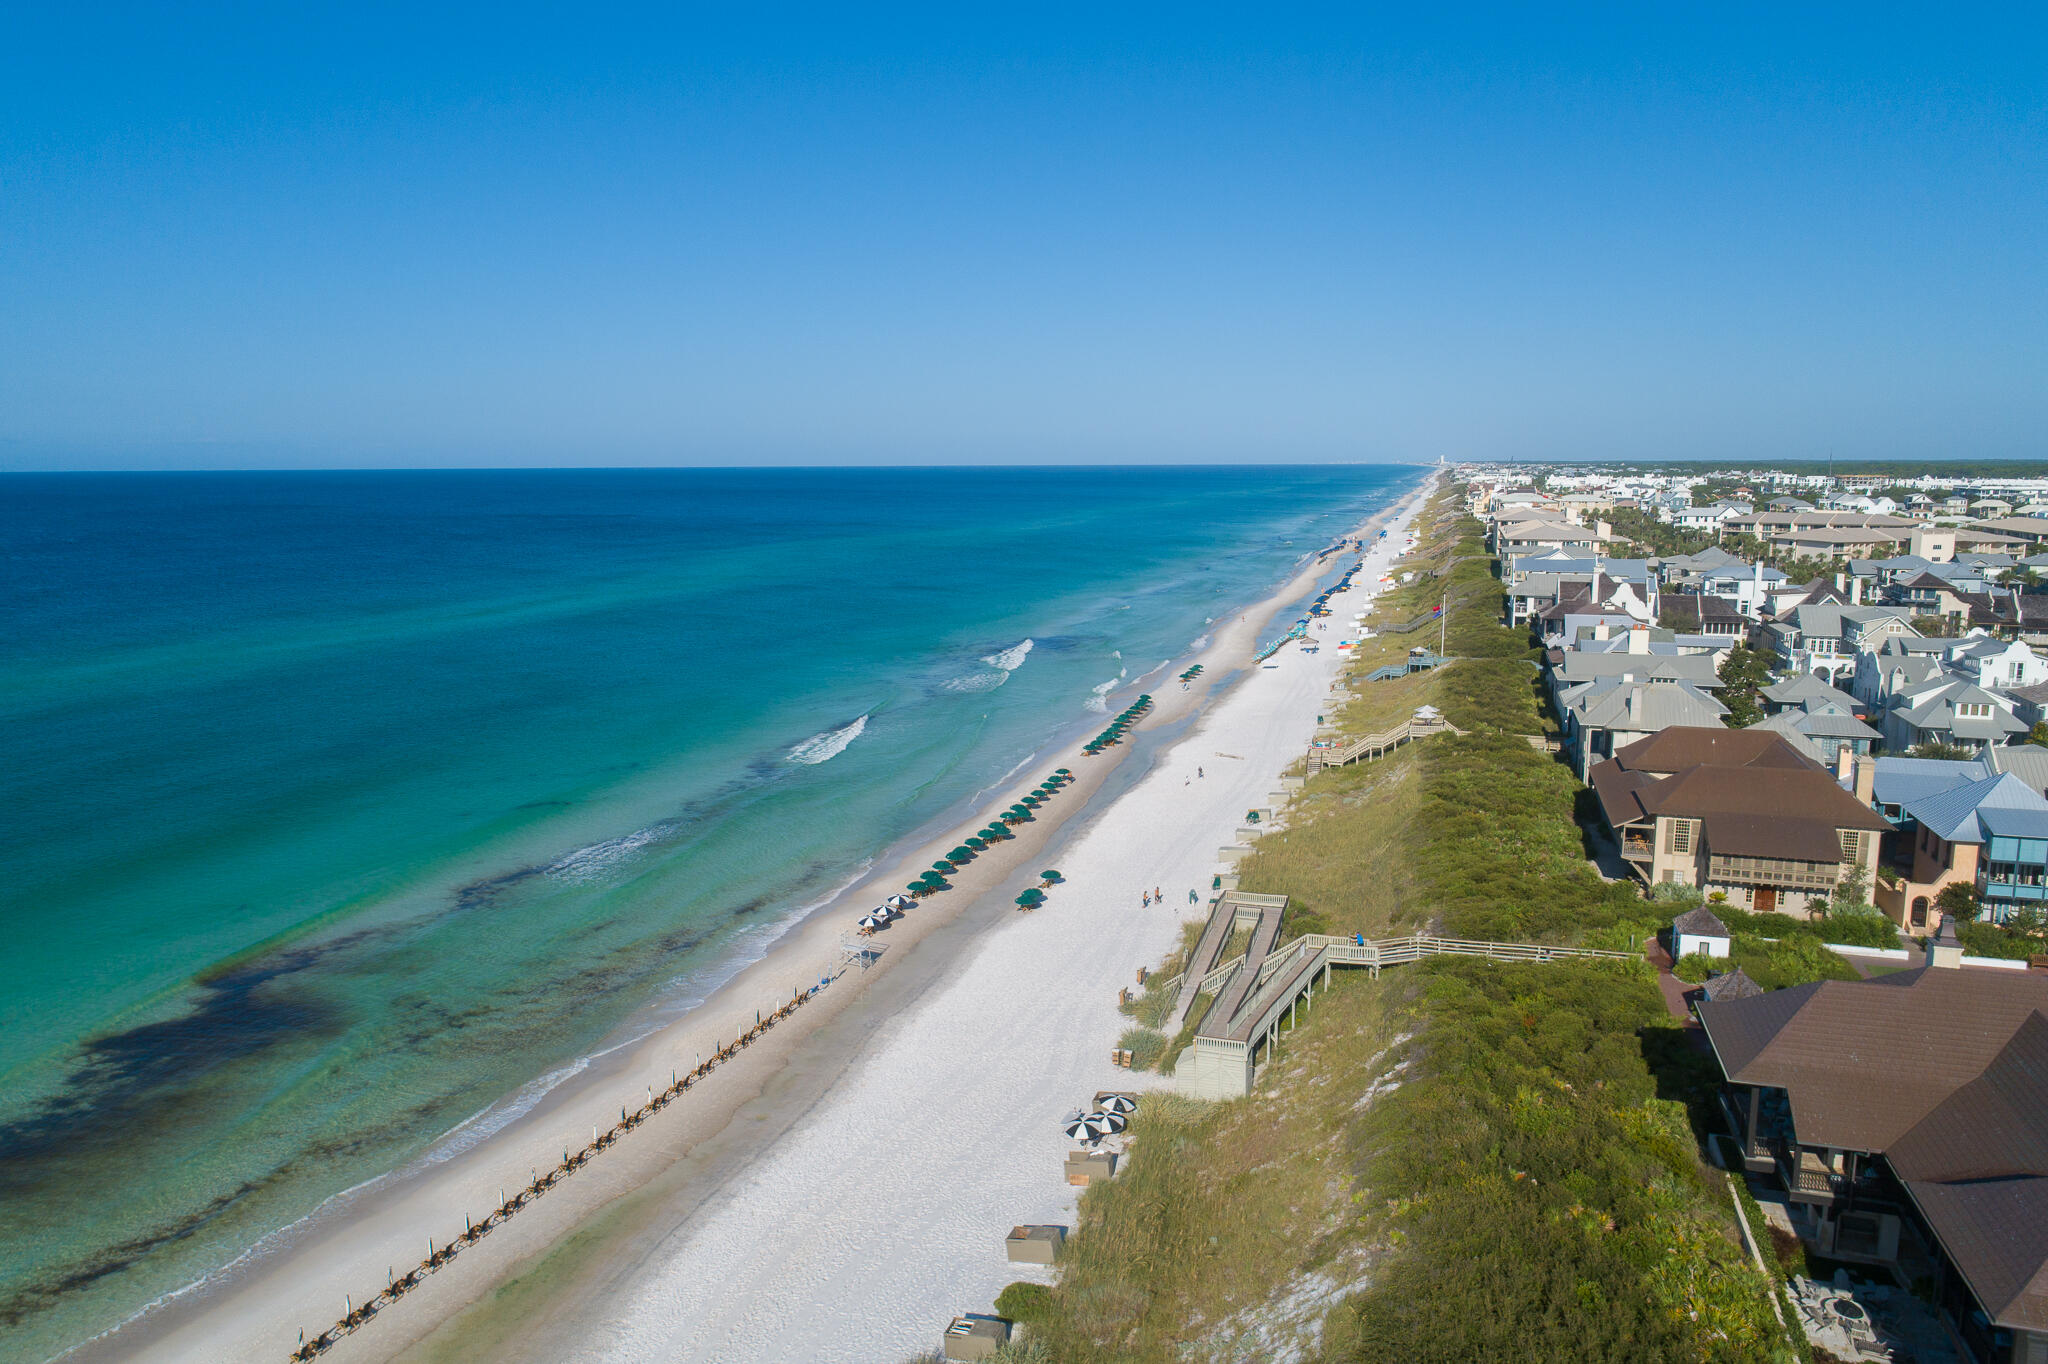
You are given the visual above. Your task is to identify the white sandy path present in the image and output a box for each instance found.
[576,497,1426,1364]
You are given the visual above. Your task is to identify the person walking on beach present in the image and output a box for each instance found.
[1154,885,1162,903]
[1141,890,1150,907]
[1198,765,1204,779]
[1187,888,1198,905]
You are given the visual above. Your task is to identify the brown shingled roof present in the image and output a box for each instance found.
[1629,755,1889,860]
[1610,726,1822,775]
[1699,967,2048,1155]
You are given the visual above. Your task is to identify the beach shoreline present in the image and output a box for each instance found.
[66,473,1431,1364]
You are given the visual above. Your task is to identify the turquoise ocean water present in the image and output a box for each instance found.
[0,465,1414,1357]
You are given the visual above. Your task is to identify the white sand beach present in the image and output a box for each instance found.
[75,477,1430,1364]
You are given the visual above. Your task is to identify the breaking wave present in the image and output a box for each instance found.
[982,638,1035,671]
[787,714,869,765]
[942,672,1009,693]
[543,825,670,883]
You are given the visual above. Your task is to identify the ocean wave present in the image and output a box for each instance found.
[981,638,1034,671]
[786,714,869,765]
[543,824,669,882]
[941,671,1009,693]
[1188,633,1211,651]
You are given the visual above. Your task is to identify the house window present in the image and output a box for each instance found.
[1839,831,1865,864]
[1667,819,1693,855]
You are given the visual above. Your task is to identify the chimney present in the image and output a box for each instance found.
[1928,917,1964,969]
[1594,621,1610,641]
[1835,745,1854,783]
[1627,622,1649,654]
[1626,687,1641,722]
[1852,753,1876,806]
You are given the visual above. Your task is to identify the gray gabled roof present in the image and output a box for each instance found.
[1549,652,1723,689]
[1569,679,1729,731]
[1672,906,1730,938]
[1761,673,1855,707]
[1903,772,2048,844]
[1746,713,1830,763]
[1787,710,1882,741]
[1697,967,1765,1002]
[1985,746,2048,798]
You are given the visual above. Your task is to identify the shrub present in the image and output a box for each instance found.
[1817,907,1900,950]
[994,1282,1054,1323]
[1118,1027,1168,1072]
[1958,921,2043,960]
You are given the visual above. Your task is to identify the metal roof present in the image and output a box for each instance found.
[1903,772,2048,845]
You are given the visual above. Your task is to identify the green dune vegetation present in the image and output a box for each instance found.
[1002,485,1805,1363]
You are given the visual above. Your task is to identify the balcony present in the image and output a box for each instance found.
[1620,831,1654,861]
[1707,854,1839,891]
[1774,1139,1854,1204]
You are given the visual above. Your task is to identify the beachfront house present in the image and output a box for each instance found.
[1542,648,1721,724]
[1588,727,1889,911]
[1558,678,1728,779]
[1698,962,2048,1364]
[1879,772,2048,932]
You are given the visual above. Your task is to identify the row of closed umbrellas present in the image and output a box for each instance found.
[1082,695,1153,756]
[859,769,1080,934]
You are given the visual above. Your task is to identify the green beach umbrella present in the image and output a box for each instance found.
[950,846,975,861]
[931,861,954,873]
[1015,894,1040,907]
[1040,869,1061,882]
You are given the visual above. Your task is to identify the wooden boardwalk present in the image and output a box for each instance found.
[1305,716,1460,772]
[1177,930,1639,1099]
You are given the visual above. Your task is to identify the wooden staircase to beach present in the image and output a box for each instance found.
[1175,930,1639,1098]
[1304,716,1460,772]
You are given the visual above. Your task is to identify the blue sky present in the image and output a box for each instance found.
[2,5,2043,468]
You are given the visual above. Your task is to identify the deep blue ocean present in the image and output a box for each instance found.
[0,464,1415,1356]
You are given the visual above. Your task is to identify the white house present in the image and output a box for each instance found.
[1673,906,1732,959]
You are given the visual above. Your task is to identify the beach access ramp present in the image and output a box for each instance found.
[1174,915,1638,1100]
[1167,891,1290,1030]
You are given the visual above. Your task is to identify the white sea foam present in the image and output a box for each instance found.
[941,671,1009,693]
[787,714,869,765]
[1188,634,1211,651]
[981,638,1034,671]
[543,824,667,882]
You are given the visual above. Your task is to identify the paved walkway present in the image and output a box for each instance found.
[1644,937,1695,1023]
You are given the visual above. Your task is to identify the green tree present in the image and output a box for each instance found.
[2028,721,2048,749]
[1909,740,1977,761]
[1936,882,1982,922]
[1829,859,1880,920]
[1717,645,1775,727]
